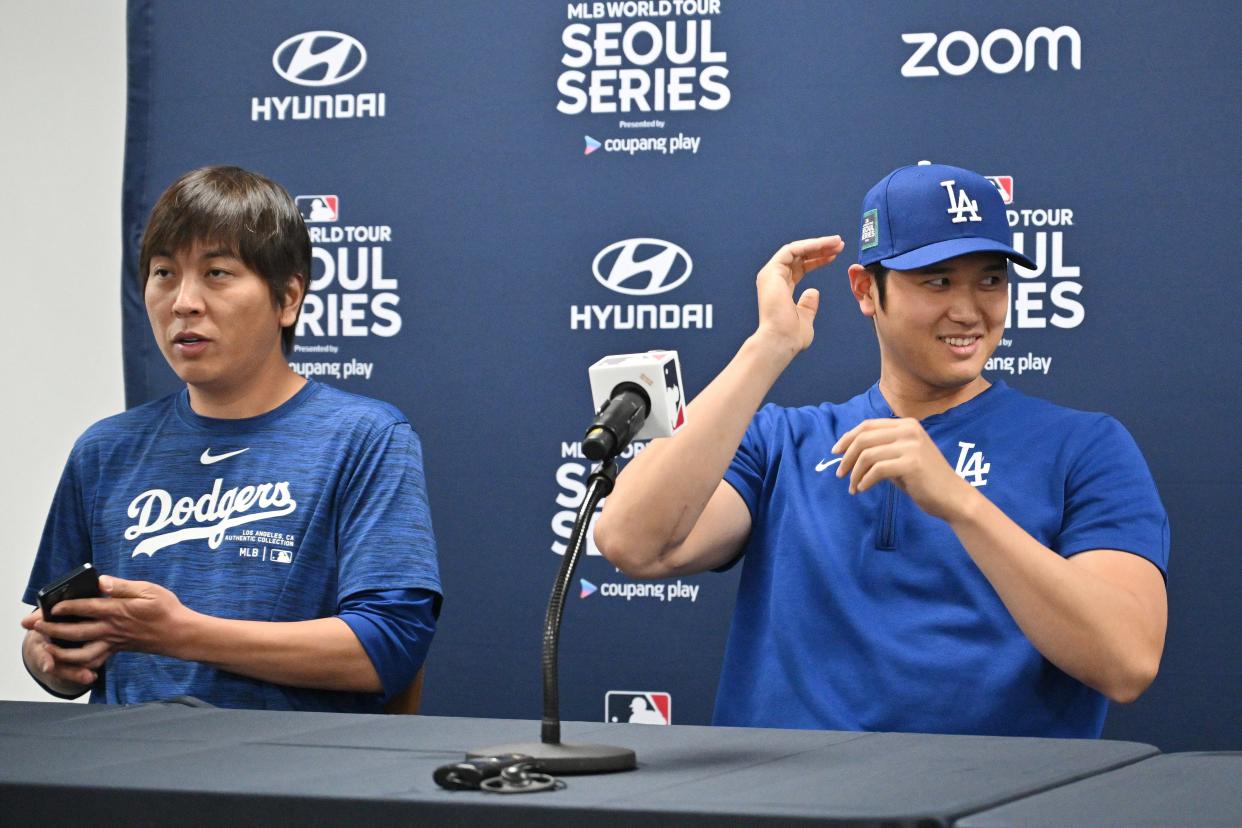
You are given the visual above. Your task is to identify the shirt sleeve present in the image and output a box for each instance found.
[714,405,779,572]
[338,587,439,702]
[23,447,93,606]
[333,422,442,602]
[1056,414,1170,576]
[722,404,776,523]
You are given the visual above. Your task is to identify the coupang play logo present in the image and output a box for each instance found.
[252,31,386,122]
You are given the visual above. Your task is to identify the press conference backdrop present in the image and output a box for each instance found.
[120,1,1241,751]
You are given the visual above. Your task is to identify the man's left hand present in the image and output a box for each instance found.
[35,576,193,656]
[832,418,976,522]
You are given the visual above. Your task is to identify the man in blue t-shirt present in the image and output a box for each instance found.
[595,163,1168,737]
[20,167,441,712]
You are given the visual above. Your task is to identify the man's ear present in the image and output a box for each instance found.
[847,264,878,318]
[279,273,307,327]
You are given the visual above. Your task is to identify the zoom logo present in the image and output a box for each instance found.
[593,239,692,297]
[273,31,367,87]
[901,26,1081,77]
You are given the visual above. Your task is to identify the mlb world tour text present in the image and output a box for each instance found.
[298,225,401,338]
[559,1,730,115]
[288,224,397,382]
[1006,209,1083,330]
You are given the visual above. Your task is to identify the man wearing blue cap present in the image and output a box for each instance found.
[596,162,1168,738]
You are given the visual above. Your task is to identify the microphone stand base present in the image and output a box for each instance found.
[467,741,636,775]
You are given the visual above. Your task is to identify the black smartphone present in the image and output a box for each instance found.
[36,563,101,648]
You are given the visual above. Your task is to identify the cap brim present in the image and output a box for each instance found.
[881,237,1036,271]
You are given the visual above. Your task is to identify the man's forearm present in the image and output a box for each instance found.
[949,491,1165,703]
[168,612,382,694]
[596,333,793,567]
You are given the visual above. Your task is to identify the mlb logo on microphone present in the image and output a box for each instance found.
[606,691,671,725]
[295,194,339,222]
[986,176,1014,205]
[587,350,686,440]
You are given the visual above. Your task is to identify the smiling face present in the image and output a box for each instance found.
[850,252,1009,407]
[145,240,302,398]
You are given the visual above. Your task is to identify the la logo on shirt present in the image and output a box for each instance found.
[954,441,990,487]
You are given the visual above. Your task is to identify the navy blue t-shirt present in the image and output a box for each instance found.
[718,381,1169,737]
[24,381,441,712]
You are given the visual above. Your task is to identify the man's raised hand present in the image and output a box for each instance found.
[754,235,845,355]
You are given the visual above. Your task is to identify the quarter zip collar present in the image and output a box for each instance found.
[865,380,1010,426]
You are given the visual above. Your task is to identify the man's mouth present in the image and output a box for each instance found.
[939,335,981,347]
[172,332,211,354]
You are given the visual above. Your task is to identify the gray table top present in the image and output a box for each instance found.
[959,751,1242,827]
[0,700,1159,827]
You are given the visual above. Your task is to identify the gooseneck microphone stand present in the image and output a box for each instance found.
[469,388,650,773]
[467,459,636,773]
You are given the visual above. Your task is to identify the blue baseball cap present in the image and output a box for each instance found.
[858,161,1034,270]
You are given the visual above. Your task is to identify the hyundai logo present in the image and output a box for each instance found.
[273,31,367,87]
[593,239,692,296]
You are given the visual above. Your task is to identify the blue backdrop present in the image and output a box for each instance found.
[121,0,1241,751]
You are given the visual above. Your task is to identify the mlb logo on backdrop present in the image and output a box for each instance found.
[986,175,1014,205]
[296,195,339,222]
[606,691,671,725]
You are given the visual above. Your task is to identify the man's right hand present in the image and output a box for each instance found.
[21,609,109,693]
[754,235,845,355]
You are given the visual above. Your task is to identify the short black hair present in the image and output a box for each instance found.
[139,166,311,354]
[865,262,889,310]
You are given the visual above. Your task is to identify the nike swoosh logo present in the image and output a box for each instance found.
[200,447,250,465]
[815,458,842,472]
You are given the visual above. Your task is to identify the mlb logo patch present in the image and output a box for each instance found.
[270,549,294,564]
[986,176,1014,205]
[296,195,339,223]
[606,691,671,725]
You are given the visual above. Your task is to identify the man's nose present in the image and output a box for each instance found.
[171,275,205,316]
[946,286,983,323]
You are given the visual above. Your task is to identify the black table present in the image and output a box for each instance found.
[0,700,1157,826]
[959,751,1242,827]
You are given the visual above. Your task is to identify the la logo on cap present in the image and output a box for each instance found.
[940,180,982,224]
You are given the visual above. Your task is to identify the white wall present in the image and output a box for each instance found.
[0,1,126,701]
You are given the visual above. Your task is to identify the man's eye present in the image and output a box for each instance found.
[207,269,232,278]
[981,275,1005,287]
[151,267,172,279]
[925,278,949,287]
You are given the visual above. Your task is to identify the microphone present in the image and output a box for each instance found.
[583,351,686,462]
[465,351,688,775]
